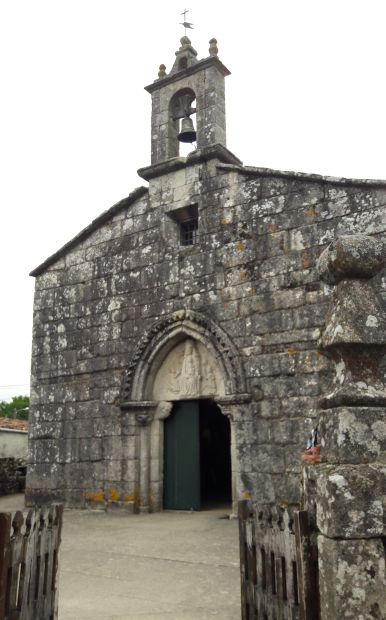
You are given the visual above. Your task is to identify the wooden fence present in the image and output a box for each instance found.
[239,499,319,620]
[0,504,63,620]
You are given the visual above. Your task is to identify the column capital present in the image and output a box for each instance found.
[120,401,157,426]
[216,393,251,407]
[154,401,173,420]
[216,395,250,422]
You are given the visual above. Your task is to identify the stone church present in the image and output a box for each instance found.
[27,37,386,515]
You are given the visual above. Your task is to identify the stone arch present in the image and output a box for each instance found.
[120,309,246,404]
[168,88,196,158]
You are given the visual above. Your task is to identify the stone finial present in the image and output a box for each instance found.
[209,38,218,56]
[170,37,198,75]
[158,64,167,79]
[317,234,385,284]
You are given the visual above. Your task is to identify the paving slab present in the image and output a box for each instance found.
[0,495,241,619]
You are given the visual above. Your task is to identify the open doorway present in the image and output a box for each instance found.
[163,400,231,510]
[199,400,231,509]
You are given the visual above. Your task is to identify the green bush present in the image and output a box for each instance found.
[0,395,29,420]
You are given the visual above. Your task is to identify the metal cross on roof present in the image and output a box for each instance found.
[180,9,194,35]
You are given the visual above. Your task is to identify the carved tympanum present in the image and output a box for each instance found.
[152,338,224,400]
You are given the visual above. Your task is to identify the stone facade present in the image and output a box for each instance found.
[27,38,386,519]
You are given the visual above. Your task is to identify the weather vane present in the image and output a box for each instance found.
[180,9,194,35]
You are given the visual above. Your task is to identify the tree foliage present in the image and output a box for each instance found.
[0,395,29,420]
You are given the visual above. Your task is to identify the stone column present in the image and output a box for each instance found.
[217,395,251,518]
[312,235,386,618]
[135,405,157,514]
[121,401,157,513]
[150,401,173,512]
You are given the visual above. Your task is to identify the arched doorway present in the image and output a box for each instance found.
[163,399,231,510]
[120,310,250,514]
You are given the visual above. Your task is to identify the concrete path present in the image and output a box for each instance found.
[0,495,241,619]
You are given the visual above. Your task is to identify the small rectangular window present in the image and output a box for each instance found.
[165,203,199,247]
[180,216,198,246]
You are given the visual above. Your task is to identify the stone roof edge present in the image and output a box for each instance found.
[217,163,386,188]
[30,186,148,277]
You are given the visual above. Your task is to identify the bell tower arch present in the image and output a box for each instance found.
[168,87,197,159]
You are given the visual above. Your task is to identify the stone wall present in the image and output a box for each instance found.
[0,429,28,460]
[0,458,26,495]
[27,154,386,508]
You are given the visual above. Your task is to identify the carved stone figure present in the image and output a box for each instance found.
[203,359,216,394]
[176,339,201,395]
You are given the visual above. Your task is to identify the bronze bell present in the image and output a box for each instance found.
[178,116,197,143]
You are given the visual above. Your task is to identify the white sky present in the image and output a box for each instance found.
[1,0,385,402]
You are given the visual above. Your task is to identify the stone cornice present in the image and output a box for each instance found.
[144,56,231,94]
[137,145,242,181]
[120,401,158,411]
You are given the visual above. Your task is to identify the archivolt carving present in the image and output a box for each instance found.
[120,309,246,403]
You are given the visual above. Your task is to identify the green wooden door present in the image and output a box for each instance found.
[163,400,200,510]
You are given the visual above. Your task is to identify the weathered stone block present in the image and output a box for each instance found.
[63,462,95,489]
[281,396,318,419]
[26,463,64,490]
[320,279,386,348]
[259,399,281,419]
[103,458,122,481]
[79,438,102,462]
[318,234,386,284]
[57,437,79,463]
[318,536,386,620]
[319,407,386,463]
[121,459,138,482]
[251,445,286,474]
[316,463,384,538]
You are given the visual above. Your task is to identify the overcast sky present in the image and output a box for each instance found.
[1,0,385,402]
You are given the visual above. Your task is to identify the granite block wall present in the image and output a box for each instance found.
[27,156,386,508]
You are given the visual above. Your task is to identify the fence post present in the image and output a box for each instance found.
[0,513,12,620]
[238,499,257,620]
[294,510,319,620]
[50,504,63,619]
[0,505,63,620]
